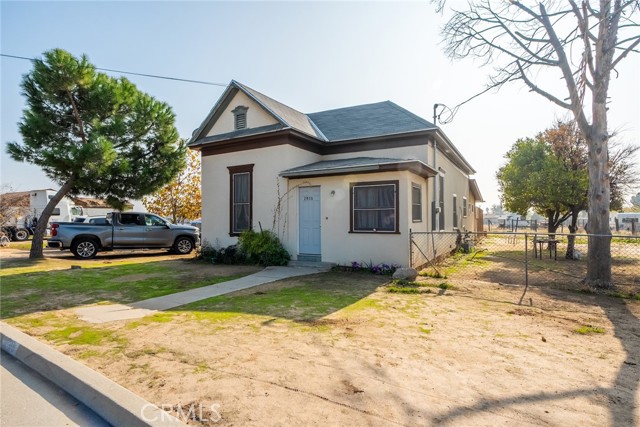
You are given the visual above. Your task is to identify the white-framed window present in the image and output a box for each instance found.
[463,197,468,217]
[412,183,422,222]
[350,181,398,233]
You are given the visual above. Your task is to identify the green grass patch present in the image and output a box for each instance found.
[387,286,426,294]
[0,261,247,318]
[189,311,244,323]
[386,279,451,294]
[391,279,455,291]
[45,325,128,346]
[126,312,176,329]
[419,270,448,279]
[611,236,640,245]
[340,297,384,313]
[77,350,103,359]
[574,325,606,335]
[419,327,432,335]
[178,272,385,322]
[2,241,33,251]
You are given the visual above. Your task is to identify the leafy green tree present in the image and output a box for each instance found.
[541,121,589,258]
[497,137,583,238]
[6,49,186,259]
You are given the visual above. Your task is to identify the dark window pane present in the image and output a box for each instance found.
[233,204,250,232]
[233,173,250,203]
[412,184,422,222]
[354,185,394,209]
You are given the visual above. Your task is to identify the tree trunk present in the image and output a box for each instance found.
[547,211,558,238]
[583,129,612,287]
[29,178,76,259]
[565,209,579,260]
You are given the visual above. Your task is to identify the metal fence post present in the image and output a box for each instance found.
[525,233,529,287]
[409,228,413,268]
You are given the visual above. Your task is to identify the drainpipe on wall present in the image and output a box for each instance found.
[432,104,442,232]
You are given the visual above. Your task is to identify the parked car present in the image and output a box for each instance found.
[48,212,200,259]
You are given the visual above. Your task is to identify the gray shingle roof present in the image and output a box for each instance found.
[307,101,436,142]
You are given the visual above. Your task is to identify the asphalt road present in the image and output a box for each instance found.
[0,351,110,427]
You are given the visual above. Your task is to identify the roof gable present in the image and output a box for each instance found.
[234,81,324,139]
[189,80,324,145]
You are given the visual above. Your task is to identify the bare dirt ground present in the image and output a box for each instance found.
[9,270,638,426]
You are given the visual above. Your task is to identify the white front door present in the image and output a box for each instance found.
[299,186,321,256]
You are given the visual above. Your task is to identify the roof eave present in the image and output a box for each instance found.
[469,179,484,202]
[281,160,437,179]
[433,129,476,175]
[326,128,435,144]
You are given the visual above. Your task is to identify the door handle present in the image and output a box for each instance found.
[117,228,125,230]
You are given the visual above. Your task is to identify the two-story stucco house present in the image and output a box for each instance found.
[188,80,483,266]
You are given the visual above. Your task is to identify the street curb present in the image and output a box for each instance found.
[0,322,185,427]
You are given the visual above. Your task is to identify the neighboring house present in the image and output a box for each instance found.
[188,80,483,266]
[70,197,134,216]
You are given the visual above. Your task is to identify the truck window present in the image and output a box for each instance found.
[120,213,144,226]
[145,214,167,227]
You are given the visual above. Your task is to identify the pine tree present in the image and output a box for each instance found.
[6,49,186,259]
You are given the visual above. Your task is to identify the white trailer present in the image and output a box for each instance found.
[29,189,84,224]
[2,189,84,240]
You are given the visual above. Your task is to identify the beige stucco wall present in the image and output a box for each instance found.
[200,145,320,249]
[285,171,430,266]
[206,91,279,137]
[323,145,429,164]
[433,151,474,232]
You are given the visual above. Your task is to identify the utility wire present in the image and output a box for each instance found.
[435,75,513,125]
[0,53,227,87]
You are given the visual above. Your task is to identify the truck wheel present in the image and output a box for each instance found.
[13,228,29,241]
[71,238,99,259]
[173,237,194,255]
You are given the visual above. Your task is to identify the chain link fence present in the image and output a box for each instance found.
[410,231,640,289]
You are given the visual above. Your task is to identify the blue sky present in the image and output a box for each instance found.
[1,1,638,207]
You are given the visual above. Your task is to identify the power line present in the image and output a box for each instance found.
[0,53,227,87]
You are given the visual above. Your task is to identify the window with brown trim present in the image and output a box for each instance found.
[350,180,399,233]
[228,164,254,236]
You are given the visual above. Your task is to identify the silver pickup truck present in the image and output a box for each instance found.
[48,212,200,259]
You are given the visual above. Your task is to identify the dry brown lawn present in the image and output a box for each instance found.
[5,265,639,426]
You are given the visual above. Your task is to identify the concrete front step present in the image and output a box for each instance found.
[288,260,335,271]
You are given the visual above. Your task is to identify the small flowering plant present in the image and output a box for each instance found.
[347,261,400,275]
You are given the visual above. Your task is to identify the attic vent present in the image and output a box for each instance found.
[232,106,248,130]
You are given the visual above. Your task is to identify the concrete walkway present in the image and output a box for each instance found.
[75,265,327,324]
